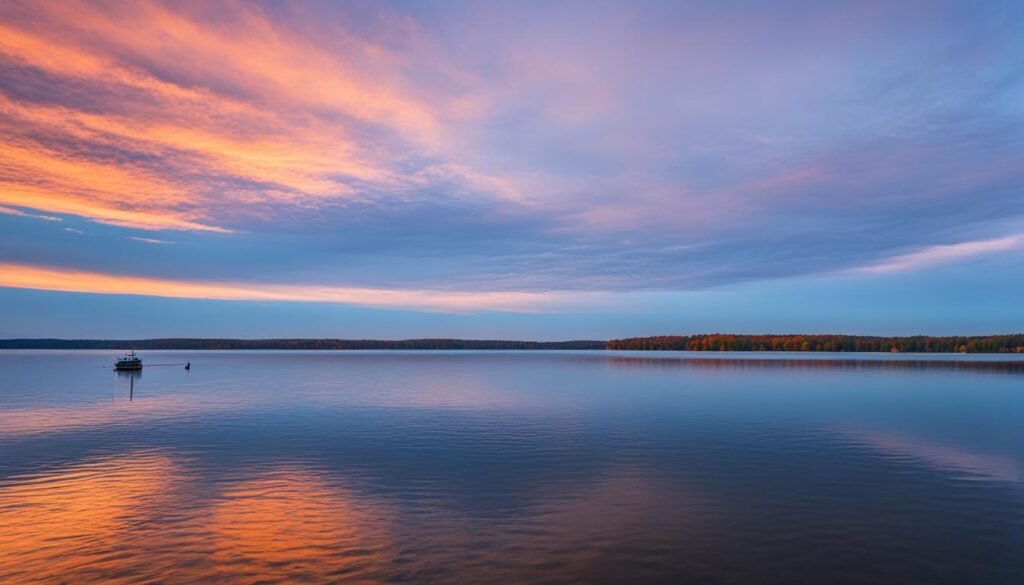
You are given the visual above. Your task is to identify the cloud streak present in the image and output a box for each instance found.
[854,235,1024,274]
[0,205,61,222]
[0,262,601,313]
[127,236,175,245]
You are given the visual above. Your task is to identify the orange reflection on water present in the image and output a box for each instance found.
[0,451,187,584]
[206,466,391,584]
[0,454,391,584]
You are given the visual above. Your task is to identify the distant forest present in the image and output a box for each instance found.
[4,335,1024,353]
[606,334,1024,353]
[0,338,605,350]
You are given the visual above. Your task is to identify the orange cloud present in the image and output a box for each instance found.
[0,3,439,141]
[0,1,515,232]
[0,262,594,313]
[0,135,228,231]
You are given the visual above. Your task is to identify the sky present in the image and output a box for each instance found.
[1,0,1023,339]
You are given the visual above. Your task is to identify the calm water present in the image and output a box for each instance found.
[1,351,1023,584]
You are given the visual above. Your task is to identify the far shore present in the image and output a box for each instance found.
[2,334,1023,353]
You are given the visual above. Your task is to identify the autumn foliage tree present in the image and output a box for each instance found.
[606,334,1024,353]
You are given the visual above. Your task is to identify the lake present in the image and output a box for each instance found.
[1,350,1022,583]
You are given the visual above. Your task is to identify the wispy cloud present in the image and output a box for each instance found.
[127,236,175,245]
[0,262,605,313]
[853,235,1024,274]
[0,205,61,222]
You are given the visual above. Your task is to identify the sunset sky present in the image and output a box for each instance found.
[1,0,1022,339]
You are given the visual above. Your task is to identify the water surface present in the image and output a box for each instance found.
[1,350,1022,583]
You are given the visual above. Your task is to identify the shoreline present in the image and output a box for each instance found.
[2,334,1024,354]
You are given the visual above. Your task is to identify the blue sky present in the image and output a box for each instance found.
[1,0,1022,338]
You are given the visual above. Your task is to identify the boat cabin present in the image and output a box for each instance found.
[115,349,143,371]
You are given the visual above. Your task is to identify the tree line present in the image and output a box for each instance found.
[0,338,606,350]
[606,334,1024,353]
[5,335,1024,353]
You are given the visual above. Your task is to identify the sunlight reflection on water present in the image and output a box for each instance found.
[1,351,1022,583]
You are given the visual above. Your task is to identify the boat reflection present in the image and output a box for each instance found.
[116,369,142,380]
[116,368,141,401]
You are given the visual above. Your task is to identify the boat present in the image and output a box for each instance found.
[115,349,143,371]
